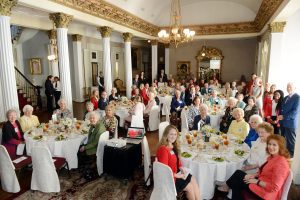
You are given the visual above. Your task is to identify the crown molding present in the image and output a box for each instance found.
[50,0,284,36]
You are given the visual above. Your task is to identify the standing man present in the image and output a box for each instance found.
[157,69,168,83]
[45,75,55,112]
[278,82,300,157]
[97,71,105,94]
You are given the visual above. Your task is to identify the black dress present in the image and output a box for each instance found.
[45,79,55,112]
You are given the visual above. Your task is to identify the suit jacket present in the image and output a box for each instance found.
[157,73,168,82]
[185,92,196,106]
[85,121,106,155]
[98,98,109,110]
[109,94,119,102]
[200,87,212,95]
[192,115,210,130]
[280,93,300,129]
[249,155,289,200]
[133,78,140,86]
[170,97,186,113]
[2,120,24,158]
[45,79,54,96]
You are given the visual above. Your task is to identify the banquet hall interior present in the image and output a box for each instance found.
[0,0,300,199]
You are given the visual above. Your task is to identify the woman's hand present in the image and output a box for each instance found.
[175,173,185,179]
[244,174,256,180]
[244,178,259,184]
[79,146,85,152]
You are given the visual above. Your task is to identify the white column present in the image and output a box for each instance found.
[50,12,73,112]
[0,15,19,114]
[123,33,133,98]
[151,40,158,81]
[98,26,113,95]
[165,44,170,76]
[72,34,85,102]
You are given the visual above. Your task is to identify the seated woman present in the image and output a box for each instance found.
[2,109,25,159]
[192,104,210,130]
[209,90,222,106]
[53,99,73,120]
[144,92,156,117]
[19,104,40,132]
[98,91,109,110]
[78,111,106,167]
[219,97,237,133]
[226,134,290,200]
[244,115,263,147]
[157,125,201,200]
[90,89,99,110]
[244,96,259,123]
[124,95,145,126]
[187,96,201,130]
[227,108,250,140]
[101,105,118,138]
[109,87,119,102]
[236,93,246,109]
[84,101,94,120]
[170,89,186,116]
[221,82,233,99]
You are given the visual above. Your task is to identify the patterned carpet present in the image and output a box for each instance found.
[13,168,152,200]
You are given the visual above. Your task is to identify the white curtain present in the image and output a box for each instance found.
[102,37,112,95]
[151,44,158,82]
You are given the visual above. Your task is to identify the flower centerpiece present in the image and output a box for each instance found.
[60,118,73,130]
[201,125,213,142]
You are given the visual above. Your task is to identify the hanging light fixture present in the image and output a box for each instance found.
[157,0,195,48]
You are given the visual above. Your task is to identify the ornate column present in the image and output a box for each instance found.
[151,40,158,81]
[47,29,59,77]
[72,34,85,102]
[267,22,286,86]
[49,12,74,112]
[164,43,170,76]
[98,26,113,95]
[123,32,133,98]
[0,0,19,121]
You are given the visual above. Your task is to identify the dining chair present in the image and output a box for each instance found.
[0,145,20,193]
[148,105,160,131]
[142,136,151,186]
[150,161,177,200]
[159,121,169,142]
[281,170,293,200]
[180,108,189,131]
[96,131,109,176]
[131,114,144,128]
[31,146,61,193]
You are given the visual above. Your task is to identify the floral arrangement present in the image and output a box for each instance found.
[201,125,216,137]
[81,125,90,134]
[60,118,73,128]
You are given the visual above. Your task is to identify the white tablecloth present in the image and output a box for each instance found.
[25,134,86,169]
[114,107,130,127]
[181,143,249,199]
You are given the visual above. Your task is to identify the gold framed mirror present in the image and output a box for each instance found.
[196,46,223,82]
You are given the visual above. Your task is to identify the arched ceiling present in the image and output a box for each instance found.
[105,0,263,26]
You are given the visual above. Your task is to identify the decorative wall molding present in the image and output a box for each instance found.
[49,12,73,28]
[97,26,113,38]
[123,32,133,42]
[72,34,82,41]
[50,0,284,36]
[0,0,17,16]
[269,22,286,33]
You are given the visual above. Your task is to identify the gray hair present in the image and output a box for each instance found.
[232,108,244,118]
[6,108,19,119]
[249,114,263,124]
[86,101,94,109]
[227,97,238,105]
[57,98,66,105]
[88,111,100,120]
[23,104,34,113]
[199,104,208,112]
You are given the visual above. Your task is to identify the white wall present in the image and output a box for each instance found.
[169,38,257,82]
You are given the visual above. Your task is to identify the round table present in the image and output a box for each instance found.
[113,102,132,127]
[25,132,86,169]
[180,137,249,199]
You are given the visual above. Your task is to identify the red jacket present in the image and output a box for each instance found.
[249,155,289,200]
[141,88,149,105]
[157,145,182,181]
[263,96,273,117]
[90,97,99,110]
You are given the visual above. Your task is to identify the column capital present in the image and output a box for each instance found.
[72,34,82,42]
[269,22,286,33]
[151,40,158,45]
[47,29,56,40]
[0,0,17,16]
[49,12,73,28]
[97,26,112,38]
[123,32,133,42]
[164,43,170,48]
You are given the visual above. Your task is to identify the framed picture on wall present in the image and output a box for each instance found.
[29,58,42,75]
[176,61,190,76]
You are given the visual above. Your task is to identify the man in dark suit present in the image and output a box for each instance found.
[97,71,105,94]
[200,83,212,95]
[185,86,197,106]
[278,82,300,157]
[157,69,168,83]
[45,75,55,112]
[132,74,140,86]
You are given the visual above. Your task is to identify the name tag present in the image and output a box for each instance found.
[170,150,175,155]
[179,101,182,104]
[14,127,19,133]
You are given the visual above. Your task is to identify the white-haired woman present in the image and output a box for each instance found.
[209,90,222,106]
[109,87,119,102]
[244,114,263,147]
[84,101,94,120]
[220,97,237,133]
[19,104,40,132]
[2,109,25,159]
[228,108,250,140]
[192,104,210,130]
[53,99,73,120]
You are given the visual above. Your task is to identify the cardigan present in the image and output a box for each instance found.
[244,128,259,148]
[85,121,106,155]
[249,155,289,200]
[227,119,250,140]
[19,115,40,132]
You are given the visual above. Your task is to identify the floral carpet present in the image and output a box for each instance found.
[13,169,152,200]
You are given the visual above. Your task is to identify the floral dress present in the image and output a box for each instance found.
[102,116,117,135]
[187,105,200,129]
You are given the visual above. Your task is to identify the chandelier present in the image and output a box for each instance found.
[157,0,195,48]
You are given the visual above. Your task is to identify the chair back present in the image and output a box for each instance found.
[31,146,60,193]
[281,170,293,200]
[0,128,2,144]
[142,136,151,186]
[131,114,144,128]
[96,131,109,176]
[150,161,177,200]
[114,119,118,139]
[0,145,20,193]
[159,122,170,142]
[149,105,160,131]
[114,79,123,88]
[180,108,189,131]
[162,96,172,116]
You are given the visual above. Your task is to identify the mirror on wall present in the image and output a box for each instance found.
[196,46,223,82]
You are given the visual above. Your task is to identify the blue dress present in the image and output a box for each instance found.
[244,128,259,147]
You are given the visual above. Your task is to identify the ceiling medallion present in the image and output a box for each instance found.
[157,0,195,48]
